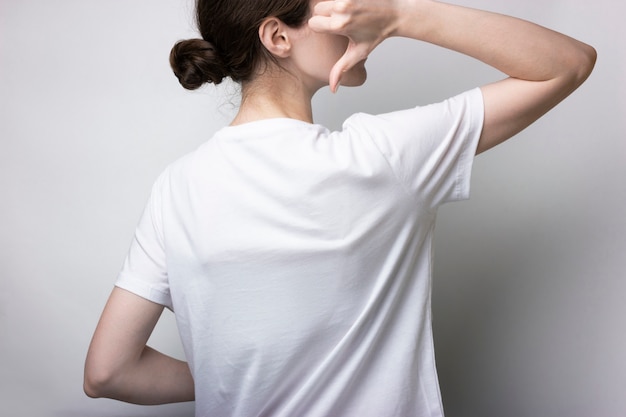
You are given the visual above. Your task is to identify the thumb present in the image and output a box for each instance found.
[329,42,369,93]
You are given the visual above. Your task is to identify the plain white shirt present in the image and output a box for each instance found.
[116,88,484,416]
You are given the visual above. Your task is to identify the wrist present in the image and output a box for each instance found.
[391,0,437,40]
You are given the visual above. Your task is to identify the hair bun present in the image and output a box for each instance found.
[169,38,227,90]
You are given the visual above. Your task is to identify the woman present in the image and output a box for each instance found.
[84,0,595,415]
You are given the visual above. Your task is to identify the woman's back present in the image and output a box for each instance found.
[116,91,482,415]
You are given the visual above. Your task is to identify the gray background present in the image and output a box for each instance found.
[1,0,624,416]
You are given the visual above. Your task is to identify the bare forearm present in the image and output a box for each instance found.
[395,0,596,83]
[85,345,194,405]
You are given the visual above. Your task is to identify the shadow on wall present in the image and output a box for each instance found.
[431,190,616,417]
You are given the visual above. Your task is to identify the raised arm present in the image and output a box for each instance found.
[84,287,194,404]
[309,0,596,153]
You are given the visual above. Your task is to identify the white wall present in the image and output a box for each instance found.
[1,1,623,416]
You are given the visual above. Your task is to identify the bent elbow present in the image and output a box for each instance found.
[83,370,108,399]
[556,43,596,100]
[583,44,597,77]
[83,361,119,399]
[83,378,101,399]
[573,43,597,86]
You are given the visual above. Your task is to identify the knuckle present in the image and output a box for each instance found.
[333,1,350,14]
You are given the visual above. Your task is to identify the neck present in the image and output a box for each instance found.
[230,69,319,126]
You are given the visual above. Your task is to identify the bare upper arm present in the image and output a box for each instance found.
[476,76,575,155]
[85,287,164,388]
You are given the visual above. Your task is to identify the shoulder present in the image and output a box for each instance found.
[147,142,206,202]
[338,88,482,155]
[341,88,483,138]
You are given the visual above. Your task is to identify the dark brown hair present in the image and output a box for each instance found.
[170,0,310,90]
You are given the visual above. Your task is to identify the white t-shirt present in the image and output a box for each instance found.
[116,88,484,416]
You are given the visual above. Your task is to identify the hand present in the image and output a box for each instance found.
[308,0,402,92]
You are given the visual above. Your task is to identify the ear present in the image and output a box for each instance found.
[258,17,292,58]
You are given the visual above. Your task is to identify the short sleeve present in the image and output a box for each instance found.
[115,171,172,309]
[344,88,484,208]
